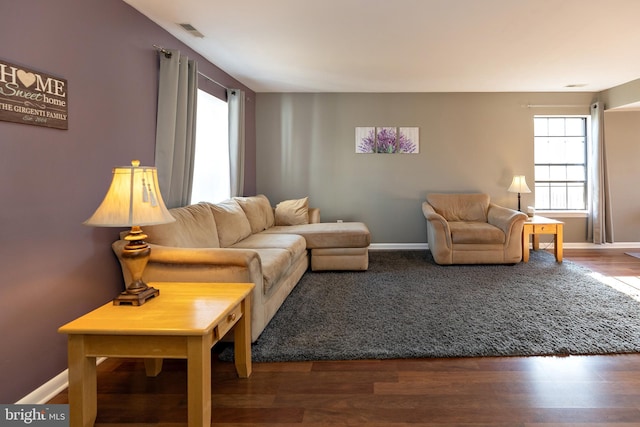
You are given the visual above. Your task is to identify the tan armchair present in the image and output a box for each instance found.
[422,193,527,265]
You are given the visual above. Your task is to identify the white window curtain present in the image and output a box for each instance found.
[154,49,198,208]
[228,88,245,197]
[588,101,614,243]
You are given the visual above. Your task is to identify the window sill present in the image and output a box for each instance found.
[534,210,588,219]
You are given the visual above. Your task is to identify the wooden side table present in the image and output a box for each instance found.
[58,282,254,427]
[522,216,564,263]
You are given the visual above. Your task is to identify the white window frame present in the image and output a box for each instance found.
[533,115,590,216]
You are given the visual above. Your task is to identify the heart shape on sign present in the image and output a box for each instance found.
[17,70,36,88]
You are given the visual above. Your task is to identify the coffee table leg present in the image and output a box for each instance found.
[234,295,252,378]
[67,336,96,427]
[187,336,211,427]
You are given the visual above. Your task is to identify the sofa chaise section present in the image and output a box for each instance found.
[263,222,370,271]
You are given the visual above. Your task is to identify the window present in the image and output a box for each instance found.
[533,116,588,210]
[190,89,229,204]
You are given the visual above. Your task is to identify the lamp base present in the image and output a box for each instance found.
[113,287,160,306]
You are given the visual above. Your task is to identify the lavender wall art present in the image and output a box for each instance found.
[355,127,419,154]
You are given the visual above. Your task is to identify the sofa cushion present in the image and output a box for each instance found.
[275,197,309,226]
[251,248,295,295]
[449,221,505,244]
[144,202,220,248]
[209,199,252,247]
[233,233,307,260]
[262,222,371,249]
[426,193,490,222]
[234,194,275,233]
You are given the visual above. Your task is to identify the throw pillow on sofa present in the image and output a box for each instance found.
[234,194,275,233]
[275,197,309,226]
[144,202,220,248]
[209,199,253,247]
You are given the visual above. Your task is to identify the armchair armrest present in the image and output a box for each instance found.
[422,202,450,231]
[422,202,452,248]
[487,203,527,237]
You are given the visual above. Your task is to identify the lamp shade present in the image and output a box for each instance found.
[84,160,175,227]
[507,175,531,194]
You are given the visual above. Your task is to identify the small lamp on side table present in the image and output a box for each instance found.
[84,160,175,306]
[508,175,531,212]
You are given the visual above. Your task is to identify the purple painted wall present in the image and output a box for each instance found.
[0,0,255,403]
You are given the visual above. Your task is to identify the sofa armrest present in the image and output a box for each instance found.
[487,203,527,237]
[308,207,320,224]
[112,240,263,288]
[147,244,260,266]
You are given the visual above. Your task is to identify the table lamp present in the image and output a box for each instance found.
[507,175,531,212]
[84,160,175,305]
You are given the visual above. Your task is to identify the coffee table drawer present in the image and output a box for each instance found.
[216,303,242,339]
[533,224,557,234]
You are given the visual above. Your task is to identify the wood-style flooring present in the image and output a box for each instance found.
[48,249,640,426]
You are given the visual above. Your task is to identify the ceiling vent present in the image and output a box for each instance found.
[178,23,204,38]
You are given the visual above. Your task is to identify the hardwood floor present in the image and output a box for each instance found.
[49,249,640,426]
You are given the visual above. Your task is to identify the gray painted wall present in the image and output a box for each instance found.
[256,92,639,244]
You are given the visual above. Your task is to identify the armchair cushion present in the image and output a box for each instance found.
[449,222,505,244]
[426,193,490,222]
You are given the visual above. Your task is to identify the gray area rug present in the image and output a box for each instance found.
[220,250,640,362]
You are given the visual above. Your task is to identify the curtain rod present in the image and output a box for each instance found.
[198,71,233,93]
[153,44,172,58]
[153,44,233,93]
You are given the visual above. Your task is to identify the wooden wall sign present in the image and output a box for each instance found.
[0,59,68,130]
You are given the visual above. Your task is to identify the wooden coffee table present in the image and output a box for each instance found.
[522,215,564,263]
[58,282,254,427]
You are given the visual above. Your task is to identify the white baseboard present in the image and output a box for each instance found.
[563,242,640,249]
[370,242,640,251]
[370,243,429,250]
[16,370,70,404]
[17,358,106,404]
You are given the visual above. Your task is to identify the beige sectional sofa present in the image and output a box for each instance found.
[112,195,370,342]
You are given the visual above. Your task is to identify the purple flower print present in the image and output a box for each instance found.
[357,128,377,153]
[397,129,418,153]
[376,127,397,153]
[356,127,418,154]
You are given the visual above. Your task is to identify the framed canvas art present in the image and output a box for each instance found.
[355,126,419,154]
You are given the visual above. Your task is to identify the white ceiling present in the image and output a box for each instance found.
[123,0,640,95]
